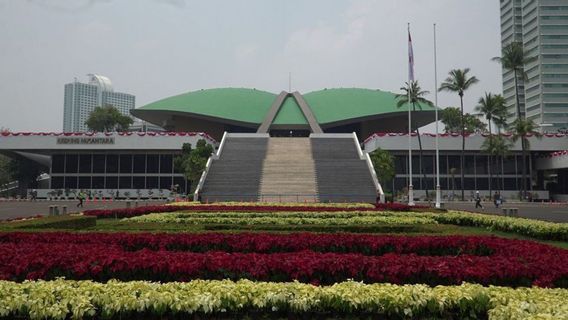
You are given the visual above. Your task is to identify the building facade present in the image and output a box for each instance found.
[500,0,568,132]
[63,74,135,132]
[0,132,216,199]
[364,132,568,201]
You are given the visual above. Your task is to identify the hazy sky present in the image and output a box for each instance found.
[0,0,502,132]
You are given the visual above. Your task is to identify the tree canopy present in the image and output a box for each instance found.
[85,105,133,132]
[174,140,214,193]
[440,107,486,134]
[369,148,395,191]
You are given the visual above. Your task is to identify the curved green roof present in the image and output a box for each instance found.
[137,87,435,126]
[304,88,436,125]
[139,88,276,124]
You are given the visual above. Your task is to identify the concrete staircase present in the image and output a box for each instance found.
[259,138,318,202]
[200,136,268,202]
[311,136,377,203]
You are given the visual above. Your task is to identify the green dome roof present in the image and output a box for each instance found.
[134,87,436,127]
[305,88,436,125]
[138,88,276,125]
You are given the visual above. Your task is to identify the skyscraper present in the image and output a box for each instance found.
[63,74,135,132]
[499,0,568,132]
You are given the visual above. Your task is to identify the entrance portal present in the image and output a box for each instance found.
[269,130,311,137]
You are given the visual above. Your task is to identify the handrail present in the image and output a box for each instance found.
[214,131,228,160]
[354,132,384,203]
[193,131,228,201]
[352,132,364,159]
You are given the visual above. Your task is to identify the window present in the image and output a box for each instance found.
[475,156,488,175]
[146,176,158,189]
[52,155,65,174]
[120,155,132,173]
[160,155,173,174]
[51,176,64,189]
[64,176,77,189]
[93,155,106,173]
[133,176,145,189]
[147,155,159,173]
[106,155,119,173]
[65,154,78,173]
[92,177,104,189]
[133,154,146,173]
[79,154,92,173]
[105,177,118,189]
[160,176,172,190]
[119,176,132,189]
[78,177,91,189]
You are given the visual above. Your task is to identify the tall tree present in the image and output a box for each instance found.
[395,80,434,198]
[439,68,479,200]
[475,93,507,196]
[85,105,133,132]
[482,135,511,192]
[510,118,541,200]
[174,140,214,193]
[369,148,395,193]
[441,107,486,134]
[492,42,535,120]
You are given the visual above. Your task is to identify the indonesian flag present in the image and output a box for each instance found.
[408,30,414,82]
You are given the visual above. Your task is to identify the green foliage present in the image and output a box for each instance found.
[510,118,542,150]
[85,104,133,132]
[438,68,479,97]
[369,148,395,190]
[481,135,511,158]
[174,140,214,191]
[394,80,434,110]
[475,93,507,134]
[440,107,487,134]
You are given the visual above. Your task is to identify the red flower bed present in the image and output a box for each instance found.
[83,203,425,219]
[0,232,566,287]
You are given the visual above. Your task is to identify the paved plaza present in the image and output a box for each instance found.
[0,200,166,220]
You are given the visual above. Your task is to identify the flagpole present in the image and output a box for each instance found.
[434,23,441,209]
[407,23,415,206]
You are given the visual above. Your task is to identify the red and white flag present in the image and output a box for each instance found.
[408,29,414,82]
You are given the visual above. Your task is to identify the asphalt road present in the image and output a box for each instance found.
[430,201,568,223]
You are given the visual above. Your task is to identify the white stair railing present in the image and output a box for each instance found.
[353,132,385,203]
[193,132,227,201]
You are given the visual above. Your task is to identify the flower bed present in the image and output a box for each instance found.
[168,201,376,208]
[1,279,566,319]
[126,212,437,226]
[1,232,566,287]
[83,202,425,219]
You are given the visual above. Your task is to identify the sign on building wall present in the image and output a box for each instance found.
[56,137,115,145]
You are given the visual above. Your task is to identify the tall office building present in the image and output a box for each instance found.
[63,74,135,132]
[499,0,568,132]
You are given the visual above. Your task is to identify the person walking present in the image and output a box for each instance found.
[76,191,85,208]
[493,191,500,208]
[475,191,483,209]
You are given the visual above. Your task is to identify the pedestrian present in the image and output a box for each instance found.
[475,191,483,209]
[493,191,500,208]
[76,191,85,208]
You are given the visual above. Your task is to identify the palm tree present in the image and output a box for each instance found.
[475,93,505,196]
[510,118,541,200]
[395,80,434,199]
[492,42,535,120]
[439,69,479,200]
[481,134,511,193]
